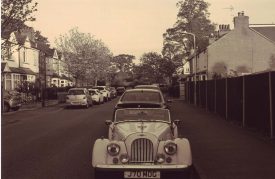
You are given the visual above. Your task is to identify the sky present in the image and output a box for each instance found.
[27,0,275,62]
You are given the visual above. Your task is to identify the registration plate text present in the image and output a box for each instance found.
[124,171,160,178]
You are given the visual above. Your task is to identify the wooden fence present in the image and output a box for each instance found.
[185,71,275,138]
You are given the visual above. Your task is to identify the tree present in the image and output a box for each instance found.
[133,52,176,84]
[1,0,38,41]
[112,54,135,72]
[55,27,112,86]
[162,0,215,67]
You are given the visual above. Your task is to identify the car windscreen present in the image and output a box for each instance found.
[68,89,85,95]
[121,91,161,102]
[115,109,170,122]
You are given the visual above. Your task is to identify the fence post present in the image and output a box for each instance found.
[269,72,273,138]
[225,78,228,120]
[214,79,217,113]
[206,80,208,111]
[198,81,201,106]
[242,76,246,127]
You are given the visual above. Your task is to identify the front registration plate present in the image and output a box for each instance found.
[124,171,160,178]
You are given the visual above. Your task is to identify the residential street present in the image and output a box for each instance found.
[2,99,275,179]
[2,100,114,179]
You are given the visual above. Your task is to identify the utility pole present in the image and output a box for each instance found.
[41,52,46,107]
[181,31,197,105]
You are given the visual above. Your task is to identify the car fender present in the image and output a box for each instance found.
[175,138,192,166]
[158,138,192,166]
[92,139,127,167]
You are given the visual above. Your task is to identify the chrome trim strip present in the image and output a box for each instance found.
[95,164,189,169]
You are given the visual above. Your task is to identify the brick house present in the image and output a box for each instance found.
[187,12,275,80]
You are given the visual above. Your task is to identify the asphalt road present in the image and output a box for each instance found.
[2,100,115,179]
[2,98,202,179]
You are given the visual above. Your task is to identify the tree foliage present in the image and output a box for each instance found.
[1,0,38,37]
[133,52,176,84]
[112,54,135,72]
[162,0,215,67]
[55,27,112,86]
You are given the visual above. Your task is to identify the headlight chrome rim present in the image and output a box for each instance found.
[164,142,177,155]
[107,143,120,156]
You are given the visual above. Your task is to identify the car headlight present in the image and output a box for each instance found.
[164,142,177,155]
[107,143,120,156]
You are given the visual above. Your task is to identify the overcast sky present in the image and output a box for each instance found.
[28,0,275,61]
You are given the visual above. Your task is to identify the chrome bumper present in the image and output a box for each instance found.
[95,164,189,170]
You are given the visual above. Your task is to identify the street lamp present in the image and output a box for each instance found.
[180,31,197,105]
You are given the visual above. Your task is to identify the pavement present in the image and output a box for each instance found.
[171,100,275,179]
[1,100,65,116]
[19,100,61,111]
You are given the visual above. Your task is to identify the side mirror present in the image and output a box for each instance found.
[105,120,112,126]
[174,119,183,127]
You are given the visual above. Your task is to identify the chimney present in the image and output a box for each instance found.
[218,24,231,36]
[234,11,249,29]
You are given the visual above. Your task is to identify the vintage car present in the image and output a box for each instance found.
[92,108,193,179]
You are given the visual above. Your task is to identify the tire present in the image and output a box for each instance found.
[3,102,10,113]
[85,102,89,109]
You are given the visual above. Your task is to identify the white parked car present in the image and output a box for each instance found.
[66,88,93,108]
[88,89,104,104]
[92,108,193,179]
[92,86,111,102]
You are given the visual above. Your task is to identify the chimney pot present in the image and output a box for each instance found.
[234,12,249,29]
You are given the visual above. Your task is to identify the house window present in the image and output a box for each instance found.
[33,52,38,66]
[5,74,12,90]
[23,48,28,63]
[13,74,21,89]
[27,75,35,82]
[61,80,64,83]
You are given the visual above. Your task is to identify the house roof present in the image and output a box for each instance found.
[36,42,52,55]
[1,62,11,72]
[250,26,275,42]
[2,62,7,72]
[9,67,37,75]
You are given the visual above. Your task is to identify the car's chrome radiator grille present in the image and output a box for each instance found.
[130,138,154,163]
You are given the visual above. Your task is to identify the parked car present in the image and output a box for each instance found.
[92,86,111,102]
[116,86,126,96]
[88,89,104,104]
[2,90,22,112]
[109,87,117,98]
[115,89,171,110]
[66,88,93,108]
[92,108,193,179]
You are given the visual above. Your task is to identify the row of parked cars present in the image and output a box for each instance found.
[65,86,122,108]
[92,85,193,179]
